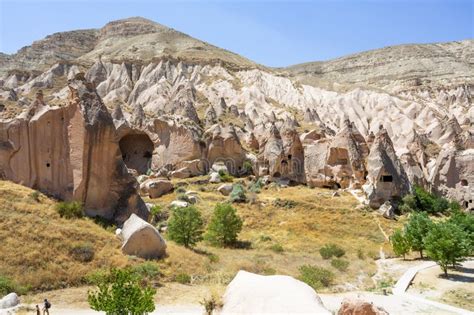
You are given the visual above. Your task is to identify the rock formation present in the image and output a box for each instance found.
[0,75,148,223]
[337,298,389,315]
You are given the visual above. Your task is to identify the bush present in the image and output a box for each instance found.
[167,206,204,248]
[132,262,161,280]
[331,258,349,272]
[149,204,167,224]
[88,268,156,314]
[200,294,223,315]
[319,244,345,259]
[56,201,84,219]
[448,209,474,251]
[205,203,243,247]
[218,170,234,182]
[0,275,27,296]
[242,160,254,175]
[390,229,411,260]
[229,184,247,203]
[405,212,433,258]
[249,178,264,193]
[298,265,334,289]
[175,273,191,284]
[70,243,95,262]
[272,198,297,209]
[270,243,284,253]
[424,221,470,276]
[400,186,458,214]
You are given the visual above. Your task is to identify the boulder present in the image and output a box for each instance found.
[187,195,198,204]
[120,214,166,259]
[221,271,330,314]
[170,167,192,179]
[170,200,188,208]
[211,161,229,173]
[378,201,395,219]
[0,293,19,309]
[141,179,174,198]
[218,183,233,196]
[337,298,389,315]
[209,172,221,183]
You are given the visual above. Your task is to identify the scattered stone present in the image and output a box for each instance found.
[337,298,389,315]
[218,183,233,196]
[378,201,395,219]
[140,179,174,198]
[332,191,340,197]
[170,200,188,208]
[209,172,221,183]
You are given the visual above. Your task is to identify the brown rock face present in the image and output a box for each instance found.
[0,76,147,223]
[338,298,389,315]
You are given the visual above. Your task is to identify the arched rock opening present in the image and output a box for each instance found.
[119,133,154,175]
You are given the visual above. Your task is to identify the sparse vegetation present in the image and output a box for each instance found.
[175,273,191,284]
[270,243,284,253]
[55,201,84,219]
[205,203,243,247]
[229,184,247,203]
[272,198,297,209]
[319,244,345,259]
[167,206,204,248]
[218,170,234,182]
[70,243,95,262]
[242,160,254,175]
[88,268,156,314]
[29,191,40,202]
[331,258,349,271]
[298,265,334,289]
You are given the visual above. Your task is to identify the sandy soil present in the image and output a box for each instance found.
[407,260,474,311]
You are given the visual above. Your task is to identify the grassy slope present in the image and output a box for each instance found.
[1,177,402,300]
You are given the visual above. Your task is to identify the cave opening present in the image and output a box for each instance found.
[119,133,154,175]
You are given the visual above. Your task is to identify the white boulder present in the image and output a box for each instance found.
[170,200,189,208]
[0,293,19,309]
[209,172,221,183]
[140,179,174,198]
[120,214,166,259]
[221,270,330,314]
[217,184,233,196]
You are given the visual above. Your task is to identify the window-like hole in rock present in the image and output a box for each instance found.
[380,175,393,182]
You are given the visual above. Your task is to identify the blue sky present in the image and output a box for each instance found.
[0,0,472,67]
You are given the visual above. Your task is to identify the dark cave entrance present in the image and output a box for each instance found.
[119,133,154,175]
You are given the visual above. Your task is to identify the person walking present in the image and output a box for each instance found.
[35,304,41,315]
[42,299,51,315]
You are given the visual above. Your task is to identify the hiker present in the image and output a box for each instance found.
[43,299,51,315]
[36,305,40,315]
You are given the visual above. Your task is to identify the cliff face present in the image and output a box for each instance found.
[0,78,148,223]
[0,17,472,212]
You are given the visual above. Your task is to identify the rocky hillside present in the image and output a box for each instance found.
[0,17,472,214]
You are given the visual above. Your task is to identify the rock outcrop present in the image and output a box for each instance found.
[364,126,410,208]
[338,298,389,315]
[0,75,147,223]
[119,213,167,259]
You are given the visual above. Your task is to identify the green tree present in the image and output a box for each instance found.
[167,206,204,248]
[205,203,243,246]
[424,222,470,277]
[88,268,156,315]
[390,229,411,260]
[405,212,433,259]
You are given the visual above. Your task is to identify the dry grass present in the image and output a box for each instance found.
[0,180,134,292]
[148,179,397,292]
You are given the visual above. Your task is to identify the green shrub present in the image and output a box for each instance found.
[229,184,247,203]
[242,160,254,175]
[208,254,220,263]
[298,265,334,289]
[400,186,458,214]
[175,273,191,284]
[205,203,243,247]
[448,209,474,252]
[167,206,204,248]
[319,244,345,259]
[0,275,27,296]
[218,170,234,182]
[132,262,161,280]
[56,201,84,219]
[249,178,264,193]
[270,243,284,253]
[149,204,166,224]
[70,243,95,262]
[272,198,297,209]
[330,258,349,271]
[88,268,156,314]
